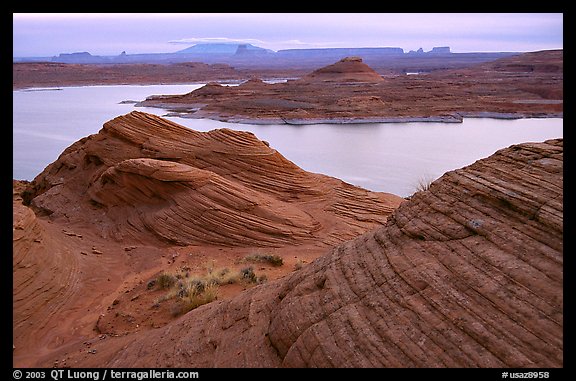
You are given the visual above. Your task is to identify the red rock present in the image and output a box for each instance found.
[301,56,385,83]
[14,112,562,368]
[138,50,562,123]
[22,111,402,247]
[58,139,562,367]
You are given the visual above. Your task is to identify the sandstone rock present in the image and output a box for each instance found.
[23,111,402,247]
[138,50,562,123]
[85,139,562,368]
[302,56,385,83]
[15,111,562,368]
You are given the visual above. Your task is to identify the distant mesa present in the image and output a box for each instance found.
[408,46,451,55]
[176,43,273,55]
[235,44,273,56]
[276,46,405,57]
[53,51,108,64]
[33,44,454,65]
[58,51,93,58]
[430,46,451,54]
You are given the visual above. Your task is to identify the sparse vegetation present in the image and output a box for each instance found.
[414,176,435,193]
[293,259,304,271]
[156,273,176,289]
[153,262,268,315]
[241,253,284,267]
[177,281,219,315]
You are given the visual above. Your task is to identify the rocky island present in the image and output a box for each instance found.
[13,111,562,367]
[137,50,563,124]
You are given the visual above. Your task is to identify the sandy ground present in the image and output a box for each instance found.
[13,179,336,367]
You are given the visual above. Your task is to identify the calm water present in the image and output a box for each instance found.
[13,84,563,197]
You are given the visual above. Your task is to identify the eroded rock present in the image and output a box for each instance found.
[84,139,562,368]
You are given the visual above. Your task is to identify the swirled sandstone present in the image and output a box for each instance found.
[22,111,402,247]
[60,138,562,367]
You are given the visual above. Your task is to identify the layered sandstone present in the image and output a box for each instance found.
[137,50,563,123]
[22,111,401,247]
[23,138,562,368]
[14,112,405,367]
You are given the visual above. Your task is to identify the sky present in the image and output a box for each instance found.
[13,13,563,57]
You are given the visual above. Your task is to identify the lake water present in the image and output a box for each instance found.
[13,84,563,197]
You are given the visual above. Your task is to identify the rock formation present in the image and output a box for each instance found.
[137,50,563,124]
[12,61,245,90]
[15,111,405,367]
[301,56,384,83]
[18,135,562,367]
[22,111,402,247]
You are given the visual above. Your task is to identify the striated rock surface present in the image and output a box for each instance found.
[22,111,402,247]
[57,138,563,368]
[13,180,132,367]
[137,50,563,124]
[14,111,403,367]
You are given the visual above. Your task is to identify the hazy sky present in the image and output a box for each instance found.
[13,13,563,57]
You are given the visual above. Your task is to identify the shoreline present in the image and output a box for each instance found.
[12,81,223,92]
[16,83,564,126]
[150,107,564,125]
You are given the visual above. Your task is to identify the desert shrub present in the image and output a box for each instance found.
[181,282,219,313]
[293,260,304,271]
[240,266,257,283]
[414,176,435,193]
[188,279,206,295]
[156,273,176,289]
[154,262,267,314]
[242,253,284,267]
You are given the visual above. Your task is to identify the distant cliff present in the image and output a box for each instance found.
[13,43,517,70]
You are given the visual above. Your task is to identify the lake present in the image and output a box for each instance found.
[13,84,563,197]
